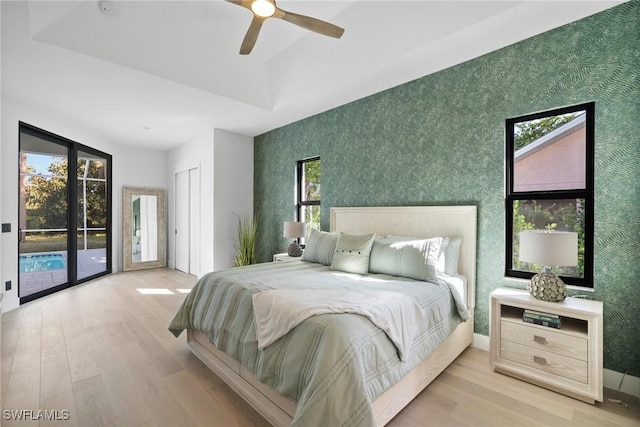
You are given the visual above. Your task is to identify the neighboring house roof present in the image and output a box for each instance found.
[514,113,586,162]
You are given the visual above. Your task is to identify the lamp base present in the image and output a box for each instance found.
[287,241,303,257]
[528,272,567,302]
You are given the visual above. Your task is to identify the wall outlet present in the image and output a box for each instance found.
[5,281,11,291]
[1,223,10,233]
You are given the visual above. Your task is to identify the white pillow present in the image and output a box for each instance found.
[439,237,462,275]
[330,232,376,275]
[369,237,442,282]
[301,228,339,265]
[386,234,462,275]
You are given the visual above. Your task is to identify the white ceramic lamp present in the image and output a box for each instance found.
[519,230,578,302]
[283,221,306,257]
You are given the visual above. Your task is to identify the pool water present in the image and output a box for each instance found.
[20,254,66,273]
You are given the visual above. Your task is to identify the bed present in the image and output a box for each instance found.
[169,205,477,426]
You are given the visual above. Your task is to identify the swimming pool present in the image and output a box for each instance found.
[19,253,66,273]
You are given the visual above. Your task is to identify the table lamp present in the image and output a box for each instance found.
[283,221,306,257]
[519,230,578,302]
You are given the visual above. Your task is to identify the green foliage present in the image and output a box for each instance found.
[233,214,258,267]
[512,199,584,278]
[23,155,107,230]
[304,159,321,201]
[514,113,576,150]
[511,200,535,269]
[25,156,69,229]
[301,159,321,232]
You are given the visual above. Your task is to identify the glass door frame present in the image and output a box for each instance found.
[18,122,112,304]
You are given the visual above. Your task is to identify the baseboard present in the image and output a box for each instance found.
[604,369,640,400]
[473,332,489,351]
[472,333,639,399]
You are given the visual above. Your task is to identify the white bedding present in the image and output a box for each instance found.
[252,289,425,361]
[437,272,468,315]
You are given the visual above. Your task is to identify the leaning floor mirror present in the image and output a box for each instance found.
[122,187,166,271]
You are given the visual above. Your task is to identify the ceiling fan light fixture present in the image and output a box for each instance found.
[251,0,276,18]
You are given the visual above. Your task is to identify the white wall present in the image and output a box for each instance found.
[116,145,168,270]
[213,129,253,271]
[0,94,167,311]
[167,128,253,276]
[0,3,3,318]
[167,131,215,276]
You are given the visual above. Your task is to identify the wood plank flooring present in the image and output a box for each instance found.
[2,268,638,427]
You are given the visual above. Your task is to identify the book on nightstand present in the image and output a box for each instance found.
[523,309,562,328]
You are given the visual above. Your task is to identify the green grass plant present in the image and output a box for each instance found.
[233,214,258,267]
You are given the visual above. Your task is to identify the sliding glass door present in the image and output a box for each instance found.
[76,149,109,280]
[19,133,69,297]
[18,123,111,303]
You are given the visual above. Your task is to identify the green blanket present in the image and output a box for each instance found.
[169,261,466,427]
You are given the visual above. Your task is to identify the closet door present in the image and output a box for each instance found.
[175,170,190,273]
[188,168,200,275]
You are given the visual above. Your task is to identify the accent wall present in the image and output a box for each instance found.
[254,2,639,376]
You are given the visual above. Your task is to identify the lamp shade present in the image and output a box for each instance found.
[283,221,306,239]
[519,230,578,267]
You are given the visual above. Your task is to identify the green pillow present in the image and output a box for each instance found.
[301,228,339,265]
[369,237,442,282]
[330,232,376,274]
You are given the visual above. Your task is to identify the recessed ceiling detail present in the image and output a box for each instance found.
[1,1,623,150]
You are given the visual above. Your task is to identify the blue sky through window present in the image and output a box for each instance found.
[25,153,64,175]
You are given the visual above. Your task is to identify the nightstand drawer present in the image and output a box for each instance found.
[501,319,588,361]
[501,340,588,383]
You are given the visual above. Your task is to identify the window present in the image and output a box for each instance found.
[296,157,321,236]
[505,102,594,287]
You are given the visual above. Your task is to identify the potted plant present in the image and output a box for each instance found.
[233,213,258,267]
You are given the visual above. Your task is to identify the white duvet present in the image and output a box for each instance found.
[252,289,426,361]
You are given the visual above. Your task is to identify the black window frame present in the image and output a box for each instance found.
[505,102,595,288]
[296,157,321,238]
[18,122,112,304]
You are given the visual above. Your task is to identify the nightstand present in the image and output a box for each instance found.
[490,287,603,403]
[273,253,302,263]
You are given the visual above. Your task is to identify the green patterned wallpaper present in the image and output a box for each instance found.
[254,1,639,374]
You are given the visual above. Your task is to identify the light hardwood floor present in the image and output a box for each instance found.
[2,268,638,427]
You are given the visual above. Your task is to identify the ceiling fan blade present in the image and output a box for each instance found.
[276,9,344,39]
[240,16,265,55]
[225,0,252,11]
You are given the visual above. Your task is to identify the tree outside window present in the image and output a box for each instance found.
[297,157,321,237]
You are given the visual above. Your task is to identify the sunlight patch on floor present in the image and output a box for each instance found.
[136,288,174,295]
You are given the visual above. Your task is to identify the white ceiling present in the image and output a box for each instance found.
[1,1,623,151]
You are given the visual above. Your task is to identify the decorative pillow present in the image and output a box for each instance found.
[301,228,339,265]
[330,232,376,274]
[370,237,442,282]
[439,237,462,275]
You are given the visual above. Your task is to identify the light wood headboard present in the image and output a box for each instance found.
[330,205,477,309]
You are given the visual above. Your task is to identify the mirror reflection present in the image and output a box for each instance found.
[132,195,158,263]
[122,186,166,271]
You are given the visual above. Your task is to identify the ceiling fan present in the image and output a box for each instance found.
[226,0,345,54]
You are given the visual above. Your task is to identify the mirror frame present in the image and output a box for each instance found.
[122,186,166,271]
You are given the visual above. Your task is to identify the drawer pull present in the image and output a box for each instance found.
[533,355,547,365]
[533,335,547,345]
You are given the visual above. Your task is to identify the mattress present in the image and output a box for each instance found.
[169,260,469,427]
